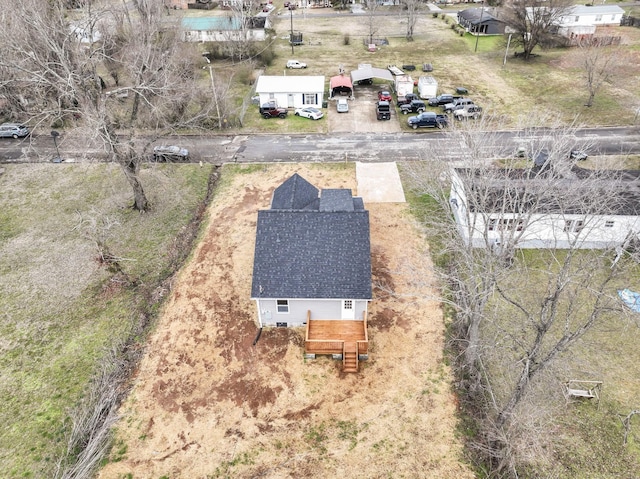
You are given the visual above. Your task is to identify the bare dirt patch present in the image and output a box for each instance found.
[98,164,473,479]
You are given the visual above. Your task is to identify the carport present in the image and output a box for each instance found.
[329,75,353,99]
[350,66,394,86]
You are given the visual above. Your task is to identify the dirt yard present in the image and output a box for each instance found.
[98,164,473,479]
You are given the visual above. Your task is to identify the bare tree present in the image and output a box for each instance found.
[579,39,619,107]
[221,1,263,61]
[501,0,574,61]
[401,0,420,42]
[0,0,214,211]
[364,0,381,45]
[404,117,637,474]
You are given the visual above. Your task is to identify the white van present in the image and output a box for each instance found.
[336,99,349,113]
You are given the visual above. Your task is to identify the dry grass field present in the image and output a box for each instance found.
[237,6,640,130]
[98,163,474,479]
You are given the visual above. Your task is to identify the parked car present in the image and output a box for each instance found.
[153,145,189,162]
[407,112,448,130]
[427,94,461,107]
[260,103,288,119]
[295,107,324,120]
[286,60,307,69]
[0,123,30,139]
[453,105,483,120]
[443,98,475,113]
[336,99,349,113]
[376,100,391,121]
[400,99,426,115]
[570,149,588,161]
[378,90,392,102]
[397,93,420,106]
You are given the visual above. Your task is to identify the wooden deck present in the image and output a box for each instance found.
[304,311,368,372]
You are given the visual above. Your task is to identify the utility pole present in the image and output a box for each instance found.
[290,8,294,55]
[503,32,513,68]
[474,1,484,53]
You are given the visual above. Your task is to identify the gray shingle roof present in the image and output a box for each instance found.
[251,210,372,299]
[251,175,372,300]
[320,189,355,212]
[271,173,319,210]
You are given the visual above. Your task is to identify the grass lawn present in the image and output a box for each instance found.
[403,176,640,476]
[0,163,214,477]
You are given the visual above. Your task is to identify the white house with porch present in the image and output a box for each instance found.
[254,75,325,109]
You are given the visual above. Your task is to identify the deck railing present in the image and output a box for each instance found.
[304,310,368,356]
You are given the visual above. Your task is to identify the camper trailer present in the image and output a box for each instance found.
[418,76,438,99]
[394,75,414,98]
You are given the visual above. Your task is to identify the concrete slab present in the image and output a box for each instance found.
[356,161,406,203]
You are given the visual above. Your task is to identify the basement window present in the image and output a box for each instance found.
[276,299,289,313]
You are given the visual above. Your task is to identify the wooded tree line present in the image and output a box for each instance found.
[0,0,224,211]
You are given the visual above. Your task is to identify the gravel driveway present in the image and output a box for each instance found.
[328,85,402,134]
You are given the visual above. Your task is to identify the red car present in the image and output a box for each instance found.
[378,90,392,102]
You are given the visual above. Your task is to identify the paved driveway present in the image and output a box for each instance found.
[327,85,402,134]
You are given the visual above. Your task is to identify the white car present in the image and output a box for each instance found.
[295,107,324,120]
[336,99,349,113]
[286,60,307,69]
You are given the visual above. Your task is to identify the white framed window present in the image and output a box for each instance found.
[564,219,584,233]
[488,218,525,232]
[343,300,353,310]
[303,93,316,105]
[595,14,602,21]
[276,299,289,313]
[605,220,614,228]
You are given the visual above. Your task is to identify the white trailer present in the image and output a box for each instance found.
[418,76,438,99]
[394,74,414,98]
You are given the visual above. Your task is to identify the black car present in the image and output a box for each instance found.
[400,99,426,115]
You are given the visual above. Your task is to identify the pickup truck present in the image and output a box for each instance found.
[376,100,391,120]
[259,103,288,119]
[427,94,461,107]
[407,112,448,129]
[399,99,426,115]
[443,98,475,113]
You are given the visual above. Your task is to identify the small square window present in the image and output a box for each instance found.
[277,299,289,313]
[605,220,614,228]
[344,300,353,310]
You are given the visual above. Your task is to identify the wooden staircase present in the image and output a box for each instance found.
[342,341,358,373]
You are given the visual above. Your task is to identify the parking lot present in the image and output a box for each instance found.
[327,84,402,134]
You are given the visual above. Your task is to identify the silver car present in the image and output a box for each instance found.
[0,123,30,139]
[152,145,190,162]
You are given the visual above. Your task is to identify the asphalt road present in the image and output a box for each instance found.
[1,126,639,165]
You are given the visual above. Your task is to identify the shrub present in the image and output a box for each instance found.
[343,33,350,45]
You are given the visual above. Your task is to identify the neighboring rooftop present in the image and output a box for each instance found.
[455,167,640,216]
